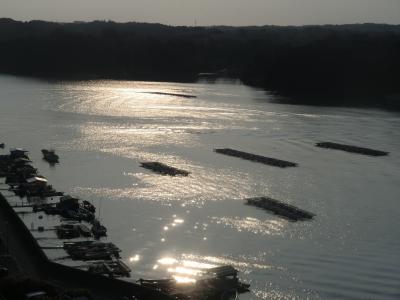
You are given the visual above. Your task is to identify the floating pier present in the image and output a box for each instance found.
[214,148,297,168]
[315,142,389,156]
[140,162,190,176]
[245,197,315,221]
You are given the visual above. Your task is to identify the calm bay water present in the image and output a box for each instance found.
[1,74,400,299]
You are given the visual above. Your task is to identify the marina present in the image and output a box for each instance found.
[0,144,250,299]
[0,147,131,278]
[214,148,298,168]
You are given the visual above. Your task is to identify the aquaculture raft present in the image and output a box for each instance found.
[246,197,315,221]
[41,149,59,164]
[214,148,297,168]
[145,91,197,98]
[140,162,190,176]
[315,142,389,156]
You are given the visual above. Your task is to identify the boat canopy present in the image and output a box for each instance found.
[26,176,48,184]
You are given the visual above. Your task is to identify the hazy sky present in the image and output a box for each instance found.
[1,0,399,26]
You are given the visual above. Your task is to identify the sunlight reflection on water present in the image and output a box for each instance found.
[2,75,400,299]
[209,216,286,236]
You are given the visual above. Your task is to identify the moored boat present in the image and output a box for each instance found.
[41,149,59,164]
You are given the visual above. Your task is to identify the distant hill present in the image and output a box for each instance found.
[0,19,399,108]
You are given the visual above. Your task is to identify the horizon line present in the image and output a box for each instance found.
[1,17,400,28]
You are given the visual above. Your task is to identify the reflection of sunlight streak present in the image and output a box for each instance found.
[158,257,178,265]
[182,260,217,269]
[253,289,314,300]
[51,79,260,122]
[155,253,276,286]
[51,81,270,208]
[181,254,274,271]
[172,275,196,284]
[167,267,201,276]
[129,254,140,262]
[210,216,286,236]
[72,164,261,207]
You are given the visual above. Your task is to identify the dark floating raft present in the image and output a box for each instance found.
[316,142,389,156]
[246,197,315,221]
[140,162,190,176]
[145,92,197,98]
[41,149,60,164]
[214,148,297,168]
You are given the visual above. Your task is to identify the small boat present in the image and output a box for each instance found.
[56,224,80,239]
[88,260,131,278]
[82,200,96,213]
[78,224,92,237]
[0,143,5,149]
[92,220,107,239]
[64,241,120,261]
[139,265,250,299]
[41,149,59,164]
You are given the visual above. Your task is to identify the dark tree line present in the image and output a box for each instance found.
[0,18,399,108]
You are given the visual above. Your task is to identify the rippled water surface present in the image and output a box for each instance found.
[1,75,400,299]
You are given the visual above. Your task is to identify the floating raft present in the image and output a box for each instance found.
[41,149,59,164]
[214,148,297,168]
[315,142,389,156]
[145,92,197,98]
[246,197,315,221]
[140,162,190,176]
